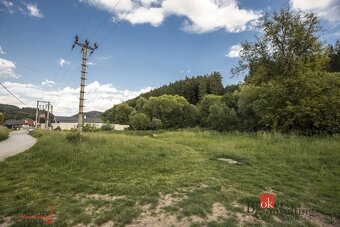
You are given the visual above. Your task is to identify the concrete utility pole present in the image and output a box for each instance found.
[46,102,50,129]
[72,35,98,132]
[35,101,39,129]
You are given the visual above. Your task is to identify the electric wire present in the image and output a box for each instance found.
[0,82,29,107]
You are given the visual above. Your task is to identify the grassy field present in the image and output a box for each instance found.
[0,126,9,141]
[0,130,339,226]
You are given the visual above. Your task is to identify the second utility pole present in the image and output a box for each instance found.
[72,35,98,131]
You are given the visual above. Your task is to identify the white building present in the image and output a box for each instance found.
[52,115,129,131]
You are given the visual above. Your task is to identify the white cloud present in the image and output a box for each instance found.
[119,7,164,26]
[59,58,70,67]
[0,46,5,55]
[26,3,43,18]
[226,44,241,58]
[81,0,261,33]
[0,58,19,78]
[41,79,55,87]
[0,81,152,116]
[1,0,13,8]
[1,0,14,13]
[87,61,97,66]
[290,0,340,23]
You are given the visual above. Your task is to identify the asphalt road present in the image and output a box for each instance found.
[0,130,37,161]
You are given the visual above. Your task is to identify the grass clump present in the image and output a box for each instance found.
[66,131,82,143]
[0,126,9,141]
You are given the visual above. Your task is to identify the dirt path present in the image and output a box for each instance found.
[0,130,37,161]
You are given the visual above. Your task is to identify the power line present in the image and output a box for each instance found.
[98,0,137,46]
[50,0,101,83]
[0,82,29,107]
[78,0,102,36]
[89,0,123,40]
[56,51,81,85]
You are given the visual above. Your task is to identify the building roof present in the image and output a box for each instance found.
[4,119,24,126]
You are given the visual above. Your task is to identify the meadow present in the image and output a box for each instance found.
[0,130,339,226]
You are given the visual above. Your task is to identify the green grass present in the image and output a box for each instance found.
[0,126,9,141]
[0,129,339,226]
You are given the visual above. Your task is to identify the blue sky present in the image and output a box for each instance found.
[0,0,339,115]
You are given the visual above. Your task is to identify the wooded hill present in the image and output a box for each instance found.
[127,72,225,106]
[0,104,37,121]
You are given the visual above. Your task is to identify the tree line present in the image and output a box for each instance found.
[102,8,339,135]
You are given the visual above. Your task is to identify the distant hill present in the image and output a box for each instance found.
[0,104,37,121]
[0,103,102,121]
[70,111,103,118]
[126,72,225,106]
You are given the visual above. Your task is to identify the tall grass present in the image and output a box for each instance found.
[0,130,339,226]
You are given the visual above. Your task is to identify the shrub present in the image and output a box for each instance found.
[0,126,9,141]
[207,104,238,131]
[129,113,150,130]
[100,122,112,131]
[83,123,97,132]
[66,131,82,143]
[149,117,163,130]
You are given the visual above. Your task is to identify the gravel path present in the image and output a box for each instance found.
[0,130,37,161]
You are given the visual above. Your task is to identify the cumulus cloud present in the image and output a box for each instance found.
[0,81,152,116]
[0,58,19,78]
[59,58,70,67]
[26,3,43,18]
[81,0,261,33]
[226,44,241,58]
[290,0,340,23]
[41,79,55,87]
[0,46,5,55]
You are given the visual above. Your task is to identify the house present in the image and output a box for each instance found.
[4,118,34,129]
[4,119,24,129]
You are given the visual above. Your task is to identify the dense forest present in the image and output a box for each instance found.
[126,72,225,106]
[103,8,339,135]
[0,104,37,121]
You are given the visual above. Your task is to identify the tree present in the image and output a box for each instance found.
[327,40,340,72]
[232,8,327,85]
[143,95,199,128]
[198,94,222,126]
[0,112,4,125]
[207,104,238,131]
[135,97,148,112]
[127,72,224,105]
[102,103,135,124]
[149,117,163,130]
[129,113,150,130]
[251,72,340,134]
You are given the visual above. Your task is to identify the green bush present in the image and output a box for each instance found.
[149,117,163,130]
[207,104,238,131]
[83,123,97,132]
[129,113,150,130]
[143,95,199,129]
[66,131,82,143]
[100,122,112,131]
[0,126,9,141]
